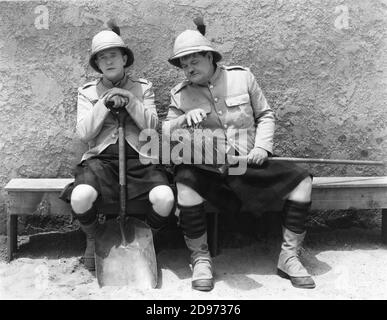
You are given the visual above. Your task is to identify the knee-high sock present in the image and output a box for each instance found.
[178,203,206,239]
[72,206,98,226]
[146,209,170,231]
[282,200,311,234]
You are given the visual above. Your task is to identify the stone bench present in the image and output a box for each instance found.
[4,176,387,262]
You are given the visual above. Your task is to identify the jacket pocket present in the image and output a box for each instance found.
[225,93,250,107]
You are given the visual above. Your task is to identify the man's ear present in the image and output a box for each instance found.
[206,52,213,64]
[122,54,128,66]
[95,58,101,71]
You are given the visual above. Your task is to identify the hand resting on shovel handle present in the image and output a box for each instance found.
[105,88,133,104]
[104,88,133,115]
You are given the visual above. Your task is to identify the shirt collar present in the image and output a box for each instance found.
[189,65,221,88]
[101,73,129,89]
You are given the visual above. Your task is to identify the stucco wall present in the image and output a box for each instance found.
[0,0,386,234]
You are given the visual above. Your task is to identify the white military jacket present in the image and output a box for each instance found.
[76,74,158,161]
[163,65,275,157]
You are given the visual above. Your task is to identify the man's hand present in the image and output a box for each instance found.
[247,147,268,166]
[104,88,132,109]
[185,108,207,127]
[106,95,129,109]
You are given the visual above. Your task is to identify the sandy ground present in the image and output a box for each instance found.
[0,225,387,300]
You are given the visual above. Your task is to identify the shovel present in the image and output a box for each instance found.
[95,104,157,288]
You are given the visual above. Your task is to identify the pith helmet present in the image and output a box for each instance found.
[168,17,222,68]
[89,22,134,73]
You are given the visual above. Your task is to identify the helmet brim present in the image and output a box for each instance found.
[89,46,134,73]
[168,47,222,68]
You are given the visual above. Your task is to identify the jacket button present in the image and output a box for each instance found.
[209,84,214,89]
[214,97,218,103]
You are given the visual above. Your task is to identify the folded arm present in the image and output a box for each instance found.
[76,90,110,143]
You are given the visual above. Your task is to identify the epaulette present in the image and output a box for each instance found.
[222,65,249,71]
[78,79,100,101]
[81,80,98,89]
[171,80,189,95]
[131,77,150,85]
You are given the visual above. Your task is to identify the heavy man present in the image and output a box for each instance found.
[163,20,315,291]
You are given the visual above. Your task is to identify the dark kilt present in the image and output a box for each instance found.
[60,143,172,206]
[175,160,312,216]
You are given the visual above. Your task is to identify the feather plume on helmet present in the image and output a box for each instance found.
[193,16,206,36]
[168,16,222,68]
[106,19,121,36]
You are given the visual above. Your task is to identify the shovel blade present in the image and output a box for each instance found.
[95,216,157,288]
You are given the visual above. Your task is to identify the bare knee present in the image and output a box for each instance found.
[287,176,312,202]
[176,183,203,206]
[71,184,98,214]
[149,185,175,217]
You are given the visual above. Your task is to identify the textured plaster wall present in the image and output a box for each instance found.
[0,0,386,234]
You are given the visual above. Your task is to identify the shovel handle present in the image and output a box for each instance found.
[107,100,130,246]
[117,109,128,246]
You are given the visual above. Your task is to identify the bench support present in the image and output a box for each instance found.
[382,209,387,245]
[7,214,18,262]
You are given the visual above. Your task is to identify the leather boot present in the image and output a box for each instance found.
[80,219,98,271]
[185,232,214,291]
[277,227,315,289]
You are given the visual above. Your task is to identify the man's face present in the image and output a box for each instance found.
[180,52,214,85]
[96,47,127,82]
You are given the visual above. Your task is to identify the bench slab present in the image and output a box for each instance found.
[4,176,387,262]
[5,177,387,213]
[5,176,387,191]
[4,178,73,192]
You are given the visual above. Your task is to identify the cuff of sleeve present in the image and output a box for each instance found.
[253,143,273,155]
[125,97,141,118]
[94,99,110,116]
[162,115,187,134]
